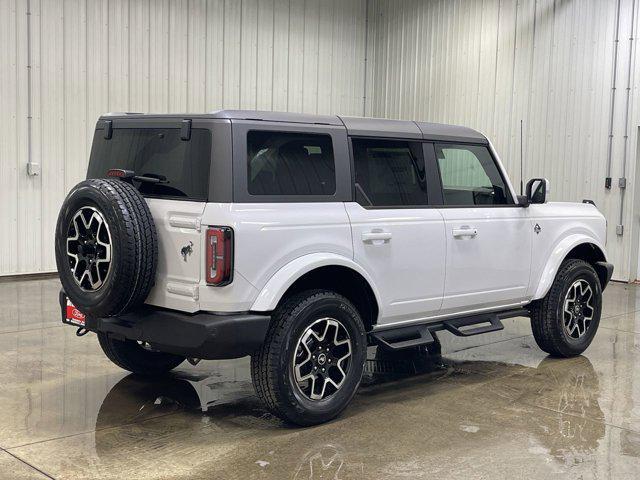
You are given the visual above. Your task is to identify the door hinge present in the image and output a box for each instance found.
[169,216,201,232]
[180,119,192,141]
[167,283,199,300]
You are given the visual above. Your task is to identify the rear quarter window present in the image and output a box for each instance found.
[247,131,336,196]
[87,128,212,201]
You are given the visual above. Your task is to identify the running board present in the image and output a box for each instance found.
[373,324,436,351]
[442,314,504,337]
[370,308,529,351]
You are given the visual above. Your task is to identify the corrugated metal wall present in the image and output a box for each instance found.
[3,0,640,280]
[366,0,640,281]
[0,0,368,275]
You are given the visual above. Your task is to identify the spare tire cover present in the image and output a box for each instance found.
[55,178,158,318]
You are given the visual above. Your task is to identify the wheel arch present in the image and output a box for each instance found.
[533,235,609,300]
[250,253,381,332]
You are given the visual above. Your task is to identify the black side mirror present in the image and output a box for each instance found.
[526,178,549,204]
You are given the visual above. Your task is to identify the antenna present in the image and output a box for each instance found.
[520,119,524,195]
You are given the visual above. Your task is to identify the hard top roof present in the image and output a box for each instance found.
[210,110,487,143]
[100,110,487,143]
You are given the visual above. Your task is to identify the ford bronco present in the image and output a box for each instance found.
[55,110,613,426]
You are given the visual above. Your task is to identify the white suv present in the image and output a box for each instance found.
[55,110,613,426]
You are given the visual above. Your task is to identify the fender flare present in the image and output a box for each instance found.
[250,252,382,312]
[533,234,607,300]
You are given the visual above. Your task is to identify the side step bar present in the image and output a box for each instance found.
[370,308,530,351]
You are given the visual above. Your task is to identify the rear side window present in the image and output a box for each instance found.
[435,144,512,205]
[247,131,336,195]
[87,128,212,201]
[352,138,428,207]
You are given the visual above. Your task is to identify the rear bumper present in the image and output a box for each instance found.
[60,291,270,360]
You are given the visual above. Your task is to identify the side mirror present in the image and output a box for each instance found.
[526,178,549,204]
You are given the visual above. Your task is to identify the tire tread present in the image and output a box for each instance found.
[55,178,158,317]
[251,289,365,425]
[530,258,600,357]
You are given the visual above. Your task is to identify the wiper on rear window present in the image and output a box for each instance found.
[107,169,168,184]
[107,169,189,198]
[138,173,169,184]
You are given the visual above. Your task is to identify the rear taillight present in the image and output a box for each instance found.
[206,226,233,286]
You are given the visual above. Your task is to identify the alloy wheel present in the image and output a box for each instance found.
[292,317,353,401]
[66,206,112,291]
[563,279,594,339]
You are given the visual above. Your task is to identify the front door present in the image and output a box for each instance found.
[346,138,446,325]
[432,142,532,314]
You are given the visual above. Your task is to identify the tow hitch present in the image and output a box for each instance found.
[76,327,89,337]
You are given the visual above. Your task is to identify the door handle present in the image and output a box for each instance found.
[452,226,478,238]
[362,230,392,244]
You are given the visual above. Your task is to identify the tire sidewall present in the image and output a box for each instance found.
[553,263,602,353]
[276,295,366,424]
[55,180,133,316]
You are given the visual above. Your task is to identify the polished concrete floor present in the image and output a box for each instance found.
[0,278,639,479]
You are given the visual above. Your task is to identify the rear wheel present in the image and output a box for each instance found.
[251,290,367,426]
[530,259,602,357]
[98,332,185,375]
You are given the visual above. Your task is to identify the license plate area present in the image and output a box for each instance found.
[61,295,87,327]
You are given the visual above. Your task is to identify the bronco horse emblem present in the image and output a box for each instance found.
[181,241,194,261]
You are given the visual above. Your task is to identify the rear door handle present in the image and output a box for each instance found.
[452,226,478,238]
[362,230,392,245]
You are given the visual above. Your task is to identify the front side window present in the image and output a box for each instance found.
[247,131,336,196]
[87,128,212,201]
[435,144,512,205]
[352,139,428,207]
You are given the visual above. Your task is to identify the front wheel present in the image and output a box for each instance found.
[529,259,602,357]
[251,290,367,426]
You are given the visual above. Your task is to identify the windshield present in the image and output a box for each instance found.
[87,127,212,201]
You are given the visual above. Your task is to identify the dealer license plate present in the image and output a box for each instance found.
[62,297,86,327]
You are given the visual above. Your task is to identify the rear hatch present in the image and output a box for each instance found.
[87,119,212,312]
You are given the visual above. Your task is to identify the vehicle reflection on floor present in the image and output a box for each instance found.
[94,343,606,478]
[2,278,639,479]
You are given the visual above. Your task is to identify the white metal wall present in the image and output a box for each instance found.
[3,0,640,281]
[365,0,640,281]
[0,0,368,275]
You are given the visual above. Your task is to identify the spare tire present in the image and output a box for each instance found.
[55,178,158,318]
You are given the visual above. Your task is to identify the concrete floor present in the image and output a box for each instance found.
[0,279,639,479]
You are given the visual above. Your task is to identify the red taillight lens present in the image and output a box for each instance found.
[206,227,233,286]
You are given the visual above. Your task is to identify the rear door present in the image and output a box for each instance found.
[87,119,213,312]
[346,138,446,325]
[431,142,532,314]
[227,119,354,297]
